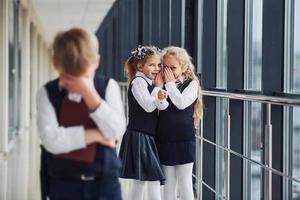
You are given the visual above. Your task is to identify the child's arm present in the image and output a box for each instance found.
[152,72,169,110]
[60,74,126,141]
[60,74,101,111]
[131,77,168,112]
[165,80,198,110]
[36,87,113,154]
[85,129,115,148]
[164,67,198,110]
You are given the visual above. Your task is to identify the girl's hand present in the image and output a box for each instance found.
[154,71,164,88]
[158,89,168,100]
[164,67,175,82]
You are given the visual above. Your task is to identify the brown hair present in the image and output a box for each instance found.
[52,27,99,76]
[162,46,203,128]
[124,46,160,82]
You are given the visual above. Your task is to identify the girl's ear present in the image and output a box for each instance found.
[137,63,143,71]
[94,54,100,71]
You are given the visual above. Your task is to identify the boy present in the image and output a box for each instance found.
[36,27,126,200]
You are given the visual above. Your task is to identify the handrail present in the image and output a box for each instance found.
[203,90,300,106]
[118,82,300,106]
[196,135,300,184]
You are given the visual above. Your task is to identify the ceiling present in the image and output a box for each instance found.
[31,0,115,43]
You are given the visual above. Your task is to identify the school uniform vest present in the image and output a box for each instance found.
[156,79,196,165]
[126,77,158,136]
[43,75,121,179]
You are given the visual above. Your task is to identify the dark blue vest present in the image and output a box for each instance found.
[155,79,196,165]
[126,77,158,136]
[43,75,120,179]
[156,79,196,143]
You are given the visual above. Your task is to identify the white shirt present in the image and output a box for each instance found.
[131,71,169,112]
[36,78,126,154]
[165,78,198,110]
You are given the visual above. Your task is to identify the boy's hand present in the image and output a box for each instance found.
[60,73,101,111]
[158,89,168,100]
[85,129,116,148]
[164,67,176,82]
[99,138,116,148]
[95,130,116,148]
[154,71,164,88]
[60,73,94,96]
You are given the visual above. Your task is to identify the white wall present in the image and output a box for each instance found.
[0,0,53,199]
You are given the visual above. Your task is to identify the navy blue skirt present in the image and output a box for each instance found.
[118,130,165,182]
[156,140,195,166]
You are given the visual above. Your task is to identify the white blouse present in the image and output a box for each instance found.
[165,78,199,110]
[131,71,169,112]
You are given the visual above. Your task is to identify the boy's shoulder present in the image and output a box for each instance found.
[44,78,60,89]
[93,75,112,98]
[42,78,60,95]
[43,75,110,89]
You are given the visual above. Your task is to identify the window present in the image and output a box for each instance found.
[216,0,228,89]
[293,0,300,93]
[244,0,263,90]
[243,1,264,196]
[284,1,300,199]
[244,102,263,200]
[292,107,300,199]
[215,97,227,197]
[8,0,21,142]
[292,1,300,198]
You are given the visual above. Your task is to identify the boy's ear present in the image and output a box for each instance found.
[52,56,59,70]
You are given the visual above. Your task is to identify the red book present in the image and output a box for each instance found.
[56,97,97,163]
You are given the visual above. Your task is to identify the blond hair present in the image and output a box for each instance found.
[162,46,203,128]
[52,27,99,76]
[125,46,160,82]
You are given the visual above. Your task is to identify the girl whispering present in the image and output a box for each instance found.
[119,45,168,200]
[156,46,203,200]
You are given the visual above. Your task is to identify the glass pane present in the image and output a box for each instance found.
[245,0,263,90]
[293,0,300,93]
[250,102,263,199]
[215,97,227,197]
[292,107,300,199]
[244,102,263,200]
[216,0,228,89]
[293,181,300,200]
[8,1,20,141]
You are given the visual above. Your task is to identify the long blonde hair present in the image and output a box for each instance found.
[125,46,160,82]
[162,46,203,128]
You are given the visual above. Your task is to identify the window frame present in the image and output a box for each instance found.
[7,0,21,146]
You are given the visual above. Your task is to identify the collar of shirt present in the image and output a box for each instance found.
[175,76,184,85]
[58,80,82,103]
[135,71,153,86]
